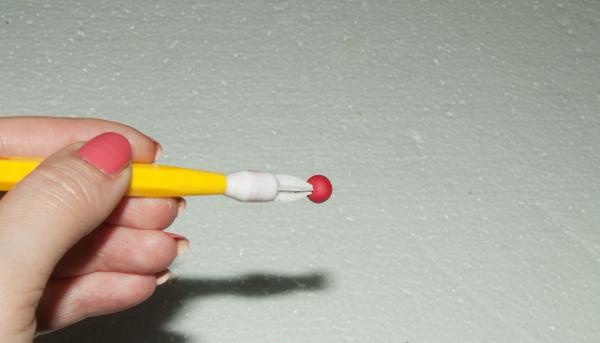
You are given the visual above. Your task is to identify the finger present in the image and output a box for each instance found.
[0,133,131,279]
[0,116,160,162]
[106,197,186,229]
[53,225,186,278]
[0,133,132,335]
[36,272,161,333]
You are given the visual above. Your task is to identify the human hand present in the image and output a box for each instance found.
[0,117,188,342]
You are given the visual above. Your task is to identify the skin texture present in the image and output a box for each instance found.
[0,117,187,342]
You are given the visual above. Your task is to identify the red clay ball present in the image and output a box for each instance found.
[307,175,333,203]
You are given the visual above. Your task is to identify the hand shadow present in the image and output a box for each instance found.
[35,271,328,343]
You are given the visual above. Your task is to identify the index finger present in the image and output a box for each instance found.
[0,116,161,163]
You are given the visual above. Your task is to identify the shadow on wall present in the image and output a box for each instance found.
[35,272,328,343]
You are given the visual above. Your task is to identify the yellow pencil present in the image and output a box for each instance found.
[0,157,316,202]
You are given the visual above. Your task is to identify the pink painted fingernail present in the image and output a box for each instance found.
[166,232,190,255]
[78,132,132,176]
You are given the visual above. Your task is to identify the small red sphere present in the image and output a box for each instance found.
[307,175,333,203]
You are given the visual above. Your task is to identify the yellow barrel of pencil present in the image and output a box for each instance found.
[0,157,227,197]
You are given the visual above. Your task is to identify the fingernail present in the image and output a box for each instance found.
[156,270,171,286]
[154,141,163,162]
[176,198,187,216]
[78,132,132,176]
[166,232,190,255]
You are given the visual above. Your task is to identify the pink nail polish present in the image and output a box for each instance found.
[78,132,132,175]
[166,232,186,240]
[166,232,190,255]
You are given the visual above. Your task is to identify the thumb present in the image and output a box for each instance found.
[0,132,131,318]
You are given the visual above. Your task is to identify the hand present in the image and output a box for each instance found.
[0,117,188,341]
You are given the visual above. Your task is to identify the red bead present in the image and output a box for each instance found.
[307,175,333,203]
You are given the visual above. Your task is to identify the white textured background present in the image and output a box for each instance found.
[1,0,599,342]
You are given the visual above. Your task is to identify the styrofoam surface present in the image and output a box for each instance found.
[1,1,598,342]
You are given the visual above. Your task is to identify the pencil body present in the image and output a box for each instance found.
[0,157,227,197]
[130,163,226,197]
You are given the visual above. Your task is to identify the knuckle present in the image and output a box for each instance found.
[34,161,102,219]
